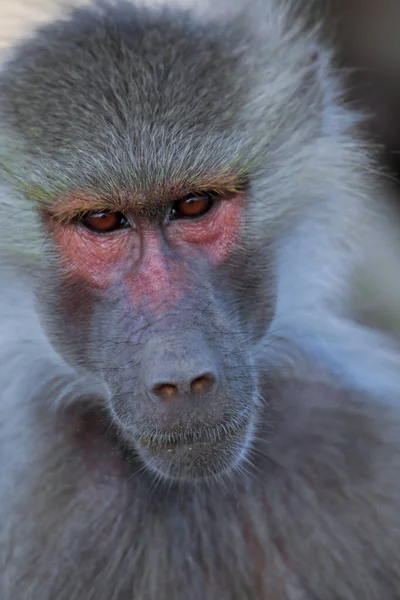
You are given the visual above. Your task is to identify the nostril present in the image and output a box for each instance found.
[153,383,179,400]
[190,373,216,395]
[151,373,216,401]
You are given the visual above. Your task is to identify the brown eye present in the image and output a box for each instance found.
[80,211,130,233]
[170,193,215,221]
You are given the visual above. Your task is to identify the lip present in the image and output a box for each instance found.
[136,408,252,450]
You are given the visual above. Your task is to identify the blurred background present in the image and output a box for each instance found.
[0,0,59,48]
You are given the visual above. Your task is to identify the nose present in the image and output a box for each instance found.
[141,333,219,402]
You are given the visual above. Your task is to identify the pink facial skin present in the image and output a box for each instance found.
[50,194,244,317]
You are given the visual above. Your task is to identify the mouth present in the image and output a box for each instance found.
[137,409,251,448]
[133,409,254,482]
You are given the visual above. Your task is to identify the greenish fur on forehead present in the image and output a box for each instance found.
[0,123,258,225]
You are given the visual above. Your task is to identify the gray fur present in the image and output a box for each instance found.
[0,1,400,598]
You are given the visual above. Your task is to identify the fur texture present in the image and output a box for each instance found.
[0,1,400,598]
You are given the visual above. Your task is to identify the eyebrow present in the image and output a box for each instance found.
[48,172,250,223]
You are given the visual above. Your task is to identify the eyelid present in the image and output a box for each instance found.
[167,192,218,221]
[78,210,131,234]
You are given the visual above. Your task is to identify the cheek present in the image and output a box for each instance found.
[61,408,130,493]
[51,222,136,290]
[168,195,245,265]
